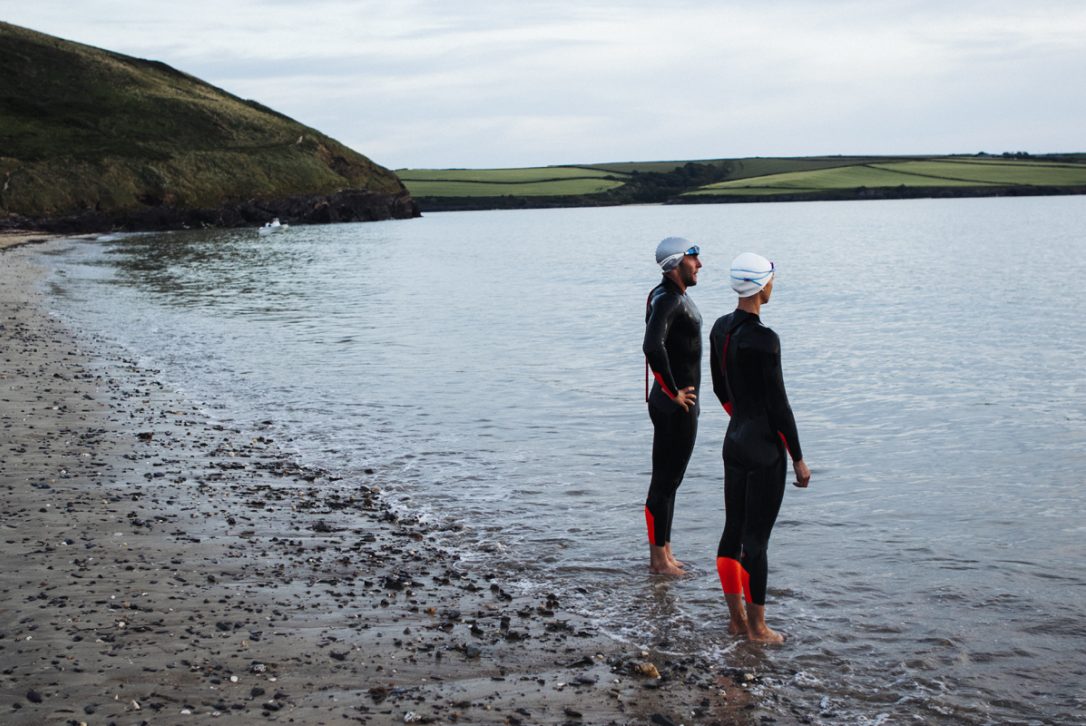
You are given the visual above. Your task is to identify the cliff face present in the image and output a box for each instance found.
[0,22,419,231]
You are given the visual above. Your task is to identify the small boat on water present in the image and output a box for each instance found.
[258,217,289,235]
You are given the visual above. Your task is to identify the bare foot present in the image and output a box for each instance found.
[743,603,783,643]
[728,619,748,636]
[667,554,686,569]
[650,545,684,576]
[663,544,684,569]
[649,561,686,576]
[746,624,785,644]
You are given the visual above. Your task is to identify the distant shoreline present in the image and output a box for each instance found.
[402,153,1086,213]
[412,183,1086,213]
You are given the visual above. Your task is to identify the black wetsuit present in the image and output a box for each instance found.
[709,309,801,605]
[642,276,701,548]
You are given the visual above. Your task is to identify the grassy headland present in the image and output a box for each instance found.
[402,154,1086,211]
[0,22,418,232]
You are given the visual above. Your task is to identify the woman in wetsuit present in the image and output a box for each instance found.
[709,252,810,642]
[643,236,702,576]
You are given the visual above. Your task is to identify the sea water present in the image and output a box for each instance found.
[34,196,1086,723]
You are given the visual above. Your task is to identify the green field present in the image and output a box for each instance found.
[577,160,728,174]
[397,166,624,182]
[403,177,626,197]
[400,155,1086,208]
[567,157,902,178]
[687,158,1086,196]
[723,157,909,180]
[400,165,629,197]
[876,159,1086,186]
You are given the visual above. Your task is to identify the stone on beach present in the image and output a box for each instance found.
[0,244,754,724]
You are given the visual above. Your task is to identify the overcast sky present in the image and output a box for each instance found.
[3,1,1084,169]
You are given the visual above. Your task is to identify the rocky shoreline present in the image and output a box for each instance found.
[0,244,765,725]
[1,189,421,236]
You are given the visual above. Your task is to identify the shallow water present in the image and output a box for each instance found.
[35,196,1086,723]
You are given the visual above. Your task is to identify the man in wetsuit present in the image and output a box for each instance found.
[710,252,810,642]
[643,236,702,576]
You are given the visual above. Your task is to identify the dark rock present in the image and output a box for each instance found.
[382,574,409,591]
[24,190,419,234]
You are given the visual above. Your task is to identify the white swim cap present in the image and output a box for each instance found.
[656,237,700,271]
[730,252,774,297]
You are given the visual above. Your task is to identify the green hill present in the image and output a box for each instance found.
[399,161,732,210]
[687,158,1086,197]
[0,22,418,232]
[402,154,1086,211]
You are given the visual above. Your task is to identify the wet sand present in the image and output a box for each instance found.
[1,243,760,725]
[0,230,58,251]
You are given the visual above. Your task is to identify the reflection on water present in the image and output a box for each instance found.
[39,197,1086,724]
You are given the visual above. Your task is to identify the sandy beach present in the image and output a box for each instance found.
[0,230,58,251]
[1,243,758,725]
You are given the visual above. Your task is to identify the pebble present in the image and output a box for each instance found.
[637,662,661,678]
[0,272,753,726]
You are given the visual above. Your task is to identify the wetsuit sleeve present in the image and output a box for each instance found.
[709,326,732,415]
[762,333,803,461]
[643,293,681,398]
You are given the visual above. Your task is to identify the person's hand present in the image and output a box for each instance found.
[673,386,697,412]
[793,459,811,488]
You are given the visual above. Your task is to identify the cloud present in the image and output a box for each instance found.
[4,0,1085,166]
